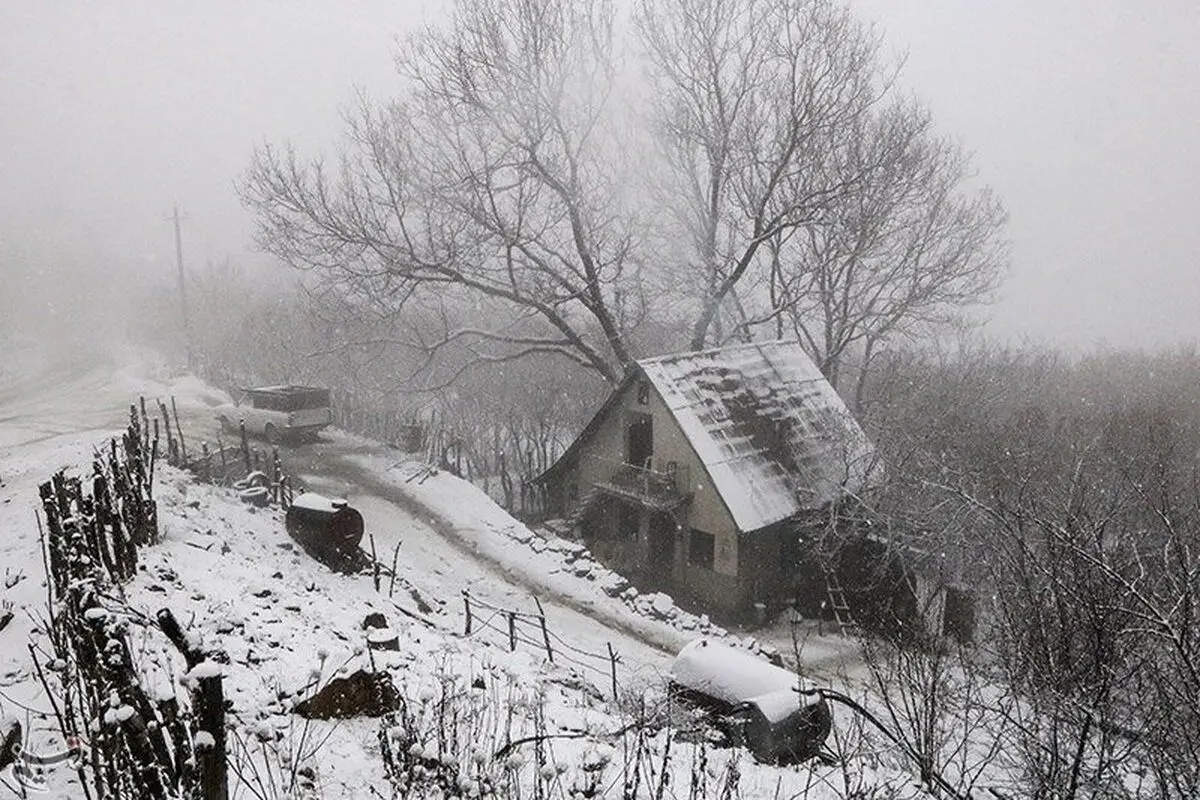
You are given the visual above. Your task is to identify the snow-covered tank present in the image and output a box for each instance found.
[285,493,364,567]
[669,638,831,763]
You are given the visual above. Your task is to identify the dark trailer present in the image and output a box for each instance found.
[285,492,364,570]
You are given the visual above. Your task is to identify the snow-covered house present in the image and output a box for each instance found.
[536,340,879,616]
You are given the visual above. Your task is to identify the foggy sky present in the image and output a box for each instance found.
[2,1,1197,349]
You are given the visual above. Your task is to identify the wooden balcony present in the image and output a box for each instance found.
[589,457,692,511]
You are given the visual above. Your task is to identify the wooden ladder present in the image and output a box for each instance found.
[824,567,858,636]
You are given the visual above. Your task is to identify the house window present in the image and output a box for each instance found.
[688,529,715,570]
[637,381,650,405]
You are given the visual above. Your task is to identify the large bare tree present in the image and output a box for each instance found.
[244,0,641,384]
[639,0,1006,397]
[637,0,891,349]
[767,102,1007,407]
[242,0,1007,389]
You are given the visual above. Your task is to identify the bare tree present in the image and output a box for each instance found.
[875,346,1200,796]
[243,0,641,384]
[765,102,1008,407]
[637,0,895,350]
[243,0,1006,391]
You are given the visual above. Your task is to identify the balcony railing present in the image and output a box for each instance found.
[585,455,692,510]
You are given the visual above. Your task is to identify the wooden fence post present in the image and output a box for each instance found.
[507,612,517,652]
[272,448,282,504]
[388,541,401,599]
[171,396,188,466]
[463,591,473,636]
[158,401,175,464]
[239,421,250,473]
[369,533,380,593]
[607,643,619,701]
[140,396,150,454]
[158,608,227,800]
[533,596,553,663]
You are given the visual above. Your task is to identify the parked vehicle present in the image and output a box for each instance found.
[214,385,333,444]
[669,638,831,764]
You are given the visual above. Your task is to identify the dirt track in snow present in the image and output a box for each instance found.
[0,355,863,683]
[0,355,676,687]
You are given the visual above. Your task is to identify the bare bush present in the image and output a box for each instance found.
[863,343,1200,797]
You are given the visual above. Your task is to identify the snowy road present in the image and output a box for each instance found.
[0,353,674,694]
[291,445,676,687]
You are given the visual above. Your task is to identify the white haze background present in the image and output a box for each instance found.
[1,0,1197,347]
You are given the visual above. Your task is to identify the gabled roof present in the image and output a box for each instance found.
[534,370,639,484]
[639,340,878,532]
[537,340,879,533]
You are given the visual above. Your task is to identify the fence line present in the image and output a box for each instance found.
[153,395,296,510]
[32,406,228,799]
[463,591,547,622]
[330,388,565,519]
[461,590,621,700]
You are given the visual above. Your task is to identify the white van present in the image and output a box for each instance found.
[215,385,333,444]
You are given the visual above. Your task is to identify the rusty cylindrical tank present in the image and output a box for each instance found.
[285,493,364,564]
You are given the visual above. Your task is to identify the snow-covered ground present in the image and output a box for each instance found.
[0,349,928,798]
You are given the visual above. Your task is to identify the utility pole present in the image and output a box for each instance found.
[170,204,194,371]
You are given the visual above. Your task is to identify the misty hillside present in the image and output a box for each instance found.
[3,0,1200,797]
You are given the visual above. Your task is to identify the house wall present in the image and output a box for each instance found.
[583,499,647,577]
[641,382,738,577]
[549,372,755,612]
[736,528,792,607]
[566,374,739,570]
[675,557,743,612]
[673,527,791,615]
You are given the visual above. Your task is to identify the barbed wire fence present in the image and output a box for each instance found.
[460,590,622,700]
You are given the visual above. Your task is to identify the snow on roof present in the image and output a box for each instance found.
[670,638,804,705]
[247,385,328,394]
[291,492,348,513]
[639,340,877,532]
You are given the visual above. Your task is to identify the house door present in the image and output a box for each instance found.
[648,512,675,573]
[626,413,653,468]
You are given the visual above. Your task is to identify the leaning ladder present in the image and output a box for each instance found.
[823,568,858,635]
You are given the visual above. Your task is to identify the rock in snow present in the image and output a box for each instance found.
[293,670,400,719]
[648,593,676,620]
